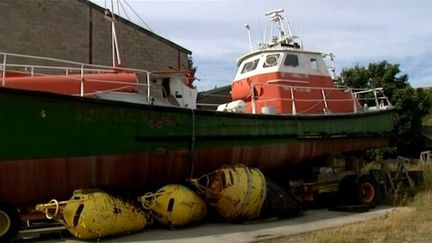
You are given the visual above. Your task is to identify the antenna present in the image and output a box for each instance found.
[297,9,304,50]
[265,9,284,17]
[244,24,253,52]
[324,53,337,79]
[329,53,336,79]
[260,9,300,49]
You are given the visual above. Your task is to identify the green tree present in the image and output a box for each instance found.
[424,89,432,125]
[340,61,409,101]
[340,60,431,157]
[392,87,431,155]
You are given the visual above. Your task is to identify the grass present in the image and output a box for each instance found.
[262,163,432,243]
[303,192,432,242]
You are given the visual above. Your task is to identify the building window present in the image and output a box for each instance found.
[284,54,299,67]
[263,54,280,68]
[241,59,259,73]
[310,58,319,70]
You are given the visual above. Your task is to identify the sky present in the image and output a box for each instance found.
[90,0,432,91]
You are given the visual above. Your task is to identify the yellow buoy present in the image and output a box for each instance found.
[138,184,207,228]
[36,189,150,240]
[206,165,249,220]
[191,165,266,221]
[242,167,266,219]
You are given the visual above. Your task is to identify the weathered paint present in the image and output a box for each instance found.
[232,71,360,115]
[0,87,394,208]
[36,190,150,240]
[139,184,207,228]
[3,72,138,95]
[191,165,266,221]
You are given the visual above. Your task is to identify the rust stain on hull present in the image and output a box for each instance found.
[0,137,388,208]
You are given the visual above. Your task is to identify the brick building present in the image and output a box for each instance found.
[0,0,191,71]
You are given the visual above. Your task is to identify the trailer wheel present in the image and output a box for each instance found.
[338,175,358,205]
[0,200,20,242]
[356,176,378,207]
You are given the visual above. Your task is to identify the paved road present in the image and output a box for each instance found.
[19,206,399,243]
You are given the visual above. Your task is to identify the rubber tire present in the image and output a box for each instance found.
[338,175,379,207]
[355,175,379,207]
[338,175,359,205]
[0,200,20,242]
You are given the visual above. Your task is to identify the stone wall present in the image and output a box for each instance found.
[0,0,190,71]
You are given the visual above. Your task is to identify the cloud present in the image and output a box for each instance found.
[399,53,432,87]
[91,0,432,90]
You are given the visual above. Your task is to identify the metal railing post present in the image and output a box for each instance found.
[2,54,6,86]
[251,83,257,114]
[290,86,296,115]
[147,72,151,104]
[373,88,379,108]
[352,91,358,113]
[321,88,328,113]
[80,65,84,96]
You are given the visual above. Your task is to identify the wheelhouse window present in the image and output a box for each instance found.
[263,54,280,68]
[284,54,299,67]
[310,58,319,70]
[241,59,259,73]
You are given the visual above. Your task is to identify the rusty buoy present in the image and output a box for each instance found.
[36,189,151,240]
[139,184,207,228]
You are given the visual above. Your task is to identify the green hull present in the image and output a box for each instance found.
[0,87,395,206]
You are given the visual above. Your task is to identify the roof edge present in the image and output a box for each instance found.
[77,0,192,55]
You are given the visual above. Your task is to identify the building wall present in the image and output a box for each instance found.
[0,0,190,71]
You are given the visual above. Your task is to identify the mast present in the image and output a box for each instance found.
[261,9,301,50]
[106,0,122,67]
[244,24,253,52]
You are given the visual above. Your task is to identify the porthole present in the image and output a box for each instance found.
[241,59,259,73]
[264,54,280,67]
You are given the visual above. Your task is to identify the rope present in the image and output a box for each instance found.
[139,192,156,210]
[189,172,213,195]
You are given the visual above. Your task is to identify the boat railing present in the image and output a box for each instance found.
[0,52,160,102]
[249,83,392,115]
[0,51,152,74]
[353,87,392,110]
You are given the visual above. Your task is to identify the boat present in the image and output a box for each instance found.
[0,8,394,241]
